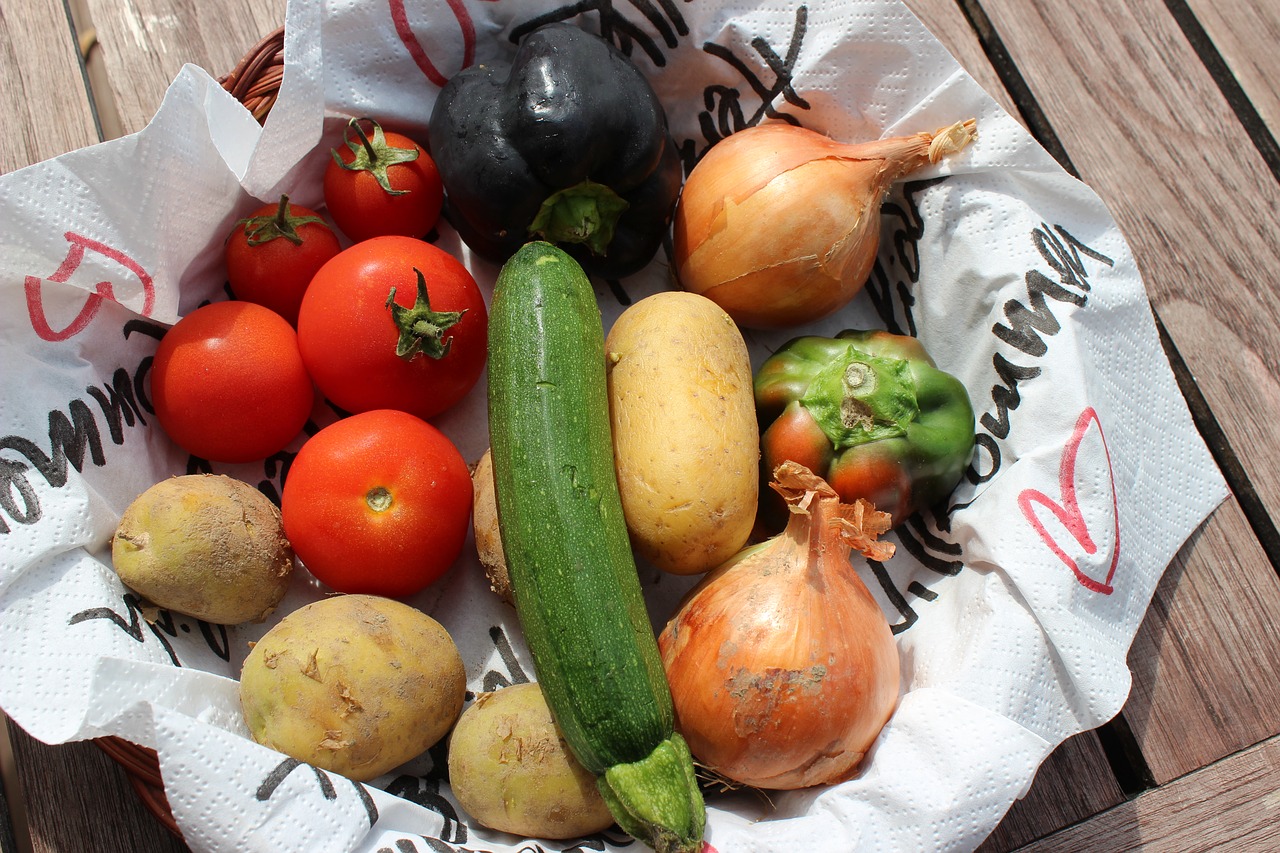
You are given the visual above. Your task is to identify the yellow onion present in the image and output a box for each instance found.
[657,461,900,790]
[673,119,977,329]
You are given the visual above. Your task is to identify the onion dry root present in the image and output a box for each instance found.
[657,461,900,790]
[673,119,977,329]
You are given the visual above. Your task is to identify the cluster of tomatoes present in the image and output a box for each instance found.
[150,118,485,599]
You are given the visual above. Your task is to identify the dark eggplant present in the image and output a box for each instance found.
[428,23,682,279]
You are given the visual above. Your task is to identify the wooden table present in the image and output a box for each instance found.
[3,0,1280,850]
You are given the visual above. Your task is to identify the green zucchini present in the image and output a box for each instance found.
[487,241,705,853]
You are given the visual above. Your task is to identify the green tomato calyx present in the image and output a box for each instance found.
[386,268,466,361]
[237,194,329,246]
[365,486,394,513]
[331,117,420,196]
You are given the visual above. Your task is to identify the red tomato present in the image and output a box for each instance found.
[151,301,314,463]
[281,409,472,597]
[323,117,443,243]
[225,195,341,326]
[296,235,487,421]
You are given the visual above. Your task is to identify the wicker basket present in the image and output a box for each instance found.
[218,26,286,123]
[93,25,287,844]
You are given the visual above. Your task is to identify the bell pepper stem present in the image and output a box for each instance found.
[529,180,630,257]
[801,344,920,449]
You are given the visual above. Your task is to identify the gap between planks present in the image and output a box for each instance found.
[64,0,122,140]
[1012,733,1280,852]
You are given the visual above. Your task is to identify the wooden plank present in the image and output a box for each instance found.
[979,0,1280,783]
[976,732,1125,853]
[82,0,286,137]
[1015,733,1280,852]
[0,719,22,853]
[1124,498,1280,782]
[7,721,187,853]
[1182,0,1280,142]
[0,0,99,173]
[902,0,1023,124]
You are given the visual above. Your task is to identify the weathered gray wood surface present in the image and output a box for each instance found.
[1019,734,1280,852]
[0,0,98,173]
[6,720,186,853]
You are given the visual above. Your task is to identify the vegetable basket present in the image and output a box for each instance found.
[0,1,1227,851]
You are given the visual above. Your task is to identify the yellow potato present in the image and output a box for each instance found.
[605,291,759,575]
[240,594,465,782]
[111,474,293,625]
[447,682,614,839]
[470,449,511,603]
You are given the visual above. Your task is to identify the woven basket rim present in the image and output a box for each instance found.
[95,25,287,844]
[97,735,183,840]
[217,25,285,123]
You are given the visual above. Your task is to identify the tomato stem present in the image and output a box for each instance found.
[366,486,394,513]
[386,268,466,361]
[331,117,419,196]
[236,194,330,246]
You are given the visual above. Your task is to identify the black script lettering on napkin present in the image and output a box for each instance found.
[256,757,379,827]
[68,592,231,665]
[0,319,159,534]
[966,225,1114,487]
[870,517,962,633]
[383,775,468,844]
[511,0,690,66]
[857,218,1114,632]
[867,178,950,336]
[480,624,533,694]
[687,5,811,168]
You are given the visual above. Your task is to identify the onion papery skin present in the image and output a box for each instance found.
[673,121,973,330]
[657,468,901,790]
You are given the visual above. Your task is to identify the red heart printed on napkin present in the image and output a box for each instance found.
[24,231,155,342]
[1017,406,1120,595]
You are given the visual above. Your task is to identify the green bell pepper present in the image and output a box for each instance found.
[754,329,975,529]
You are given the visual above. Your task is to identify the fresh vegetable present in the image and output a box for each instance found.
[296,235,487,422]
[470,448,511,603]
[659,462,900,790]
[754,329,975,529]
[672,119,977,328]
[448,682,616,839]
[280,409,472,598]
[605,291,758,575]
[487,242,705,853]
[323,117,444,243]
[151,300,314,464]
[111,474,293,625]
[225,194,341,326]
[240,594,466,782]
[428,23,682,279]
